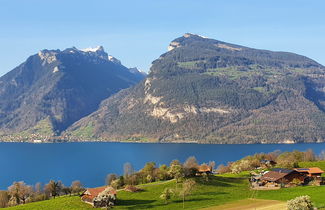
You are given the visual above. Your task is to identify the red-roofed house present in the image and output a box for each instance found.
[81,186,117,206]
[294,167,324,178]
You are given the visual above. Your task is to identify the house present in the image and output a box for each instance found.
[294,167,324,178]
[260,168,305,186]
[196,164,213,175]
[81,186,117,207]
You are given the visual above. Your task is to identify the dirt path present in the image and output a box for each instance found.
[202,199,286,210]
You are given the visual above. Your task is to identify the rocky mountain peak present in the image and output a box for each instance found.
[108,55,122,65]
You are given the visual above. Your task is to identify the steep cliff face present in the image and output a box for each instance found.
[0,46,145,140]
[66,34,325,143]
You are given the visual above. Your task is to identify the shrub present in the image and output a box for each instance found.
[111,179,123,189]
[160,188,174,204]
[216,164,231,174]
[124,185,142,192]
[287,195,313,210]
[291,178,302,186]
[231,160,252,174]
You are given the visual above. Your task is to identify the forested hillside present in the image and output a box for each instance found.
[0,46,145,141]
[66,33,325,143]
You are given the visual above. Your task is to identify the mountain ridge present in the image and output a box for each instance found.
[65,33,325,144]
[0,46,145,141]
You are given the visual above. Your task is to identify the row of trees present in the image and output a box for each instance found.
[216,149,319,174]
[106,157,215,189]
[0,180,84,208]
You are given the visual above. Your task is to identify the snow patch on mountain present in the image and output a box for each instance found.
[81,46,104,53]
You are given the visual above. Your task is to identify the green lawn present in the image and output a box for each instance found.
[7,174,325,209]
[256,186,325,209]
[115,176,250,209]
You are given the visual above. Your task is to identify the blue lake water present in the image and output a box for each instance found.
[1,142,325,190]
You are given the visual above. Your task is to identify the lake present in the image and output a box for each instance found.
[1,142,325,189]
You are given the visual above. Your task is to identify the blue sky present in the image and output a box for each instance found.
[1,0,325,75]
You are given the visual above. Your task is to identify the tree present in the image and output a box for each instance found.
[8,181,33,205]
[231,160,252,174]
[287,195,313,210]
[170,159,181,166]
[179,179,196,208]
[34,182,42,195]
[183,156,199,177]
[106,173,118,186]
[158,164,169,181]
[319,150,325,160]
[169,164,184,183]
[124,162,134,178]
[142,162,156,182]
[62,186,72,196]
[276,151,302,168]
[0,191,9,208]
[44,180,61,198]
[111,178,124,189]
[304,149,316,162]
[208,161,216,170]
[216,164,231,174]
[160,188,173,204]
[71,180,84,195]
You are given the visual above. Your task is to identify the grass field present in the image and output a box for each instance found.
[7,173,325,209]
[7,196,93,210]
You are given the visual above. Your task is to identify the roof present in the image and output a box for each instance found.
[198,164,212,172]
[81,186,116,201]
[260,171,288,182]
[295,167,324,174]
[271,168,294,174]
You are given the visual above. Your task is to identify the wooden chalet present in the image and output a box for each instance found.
[81,186,117,206]
[260,168,304,186]
[196,164,213,175]
[294,167,324,178]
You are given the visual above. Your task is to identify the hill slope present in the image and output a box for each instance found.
[0,46,145,141]
[66,33,325,143]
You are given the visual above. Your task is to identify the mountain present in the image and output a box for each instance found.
[0,46,145,141]
[66,33,325,144]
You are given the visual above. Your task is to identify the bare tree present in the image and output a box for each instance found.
[34,182,42,195]
[62,186,72,196]
[304,149,316,162]
[208,161,216,170]
[71,180,84,195]
[44,180,61,198]
[179,179,196,208]
[183,156,199,177]
[8,181,33,205]
[106,173,118,186]
[124,162,134,178]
